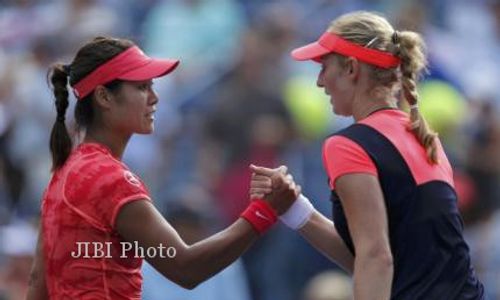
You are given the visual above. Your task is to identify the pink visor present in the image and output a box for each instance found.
[72,46,180,99]
[291,32,400,69]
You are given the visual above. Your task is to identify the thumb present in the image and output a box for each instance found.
[275,165,287,175]
[250,164,276,177]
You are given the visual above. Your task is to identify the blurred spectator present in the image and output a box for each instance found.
[465,209,500,300]
[0,0,61,51]
[436,0,500,105]
[301,270,352,300]
[201,22,294,222]
[142,0,245,104]
[57,0,121,52]
[5,37,57,217]
[0,220,37,300]
[0,58,24,217]
[465,101,500,221]
[197,22,294,298]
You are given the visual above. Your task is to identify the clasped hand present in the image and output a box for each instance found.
[248,164,301,215]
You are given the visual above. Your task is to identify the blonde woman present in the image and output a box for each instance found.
[251,11,484,300]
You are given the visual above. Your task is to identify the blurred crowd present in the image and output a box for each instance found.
[0,0,499,299]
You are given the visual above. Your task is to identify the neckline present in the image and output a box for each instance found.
[357,107,399,122]
[366,106,398,117]
[77,142,113,156]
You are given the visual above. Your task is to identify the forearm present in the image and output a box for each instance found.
[118,200,263,289]
[160,218,258,288]
[298,211,354,274]
[353,252,393,299]
[26,275,49,300]
[26,230,48,300]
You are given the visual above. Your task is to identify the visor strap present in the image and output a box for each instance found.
[72,46,150,99]
[318,32,400,69]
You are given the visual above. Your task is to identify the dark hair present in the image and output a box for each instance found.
[48,37,135,171]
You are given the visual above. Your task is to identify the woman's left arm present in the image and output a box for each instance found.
[298,210,354,274]
[336,173,393,300]
[26,230,49,300]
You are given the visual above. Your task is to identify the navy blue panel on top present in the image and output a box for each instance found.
[330,124,417,256]
[329,124,484,300]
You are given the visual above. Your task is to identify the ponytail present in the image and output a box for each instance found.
[46,37,137,171]
[393,31,438,164]
[326,12,438,163]
[48,64,72,171]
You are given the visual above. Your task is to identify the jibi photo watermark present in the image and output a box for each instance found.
[71,241,177,259]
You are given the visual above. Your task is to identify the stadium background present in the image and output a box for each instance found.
[0,0,499,299]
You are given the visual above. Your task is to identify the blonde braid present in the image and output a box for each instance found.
[327,12,439,164]
[393,30,439,164]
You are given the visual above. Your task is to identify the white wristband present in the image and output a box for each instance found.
[279,194,315,230]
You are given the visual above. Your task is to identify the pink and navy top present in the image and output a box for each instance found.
[323,109,484,299]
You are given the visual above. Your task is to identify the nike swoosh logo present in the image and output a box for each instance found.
[255,210,271,221]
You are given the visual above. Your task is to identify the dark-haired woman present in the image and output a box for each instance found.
[26,37,299,299]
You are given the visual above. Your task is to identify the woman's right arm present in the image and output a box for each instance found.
[116,200,258,289]
[249,165,354,273]
[298,210,354,274]
[116,170,298,290]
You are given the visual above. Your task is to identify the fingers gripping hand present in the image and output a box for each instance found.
[249,164,301,215]
[275,174,301,196]
[249,164,288,199]
[250,164,288,189]
[270,173,302,214]
[249,174,273,199]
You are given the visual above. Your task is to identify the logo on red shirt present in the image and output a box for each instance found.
[123,170,140,187]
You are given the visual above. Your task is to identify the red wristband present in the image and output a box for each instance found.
[240,199,278,234]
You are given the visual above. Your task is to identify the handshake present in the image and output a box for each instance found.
[246,164,315,231]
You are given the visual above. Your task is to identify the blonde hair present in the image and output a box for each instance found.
[327,11,438,164]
